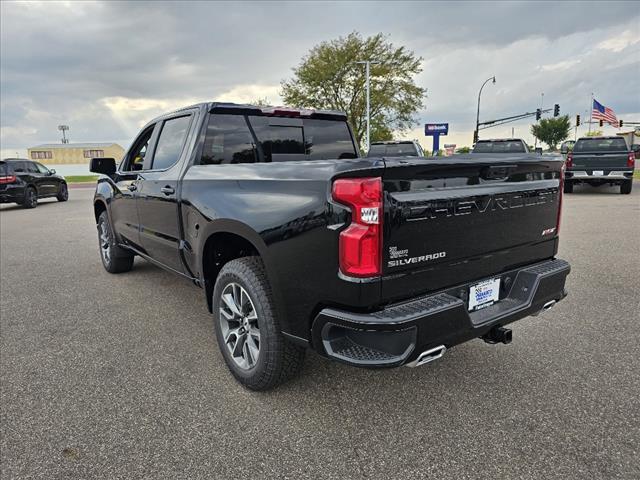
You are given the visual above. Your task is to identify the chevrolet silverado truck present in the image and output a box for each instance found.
[565,136,635,194]
[90,102,570,390]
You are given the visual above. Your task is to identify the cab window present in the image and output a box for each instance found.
[151,115,192,170]
[123,127,154,171]
[35,163,50,174]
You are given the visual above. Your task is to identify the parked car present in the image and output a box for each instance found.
[565,136,635,194]
[90,102,570,390]
[367,140,425,157]
[0,158,68,208]
[473,139,530,154]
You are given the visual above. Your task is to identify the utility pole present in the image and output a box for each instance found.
[58,125,69,144]
[475,76,496,143]
[355,60,382,153]
[588,93,593,134]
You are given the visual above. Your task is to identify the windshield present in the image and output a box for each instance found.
[367,144,419,157]
[573,138,628,153]
[473,141,526,153]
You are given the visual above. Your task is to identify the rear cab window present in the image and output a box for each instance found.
[200,113,357,164]
[473,141,527,153]
[573,138,628,152]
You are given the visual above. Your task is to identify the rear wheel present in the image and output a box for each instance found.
[57,183,69,202]
[22,187,37,208]
[213,257,305,390]
[620,180,632,195]
[97,211,134,273]
[563,181,573,194]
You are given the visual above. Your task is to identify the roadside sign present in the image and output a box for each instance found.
[424,123,449,136]
[424,123,449,154]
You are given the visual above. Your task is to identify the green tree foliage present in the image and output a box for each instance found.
[455,146,471,153]
[530,115,572,150]
[281,32,426,148]
[584,130,603,137]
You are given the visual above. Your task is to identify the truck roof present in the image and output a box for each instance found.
[370,140,416,145]
[476,138,525,142]
[576,136,619,140]
[145,102,348,125]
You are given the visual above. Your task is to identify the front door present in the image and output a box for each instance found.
[110,125,156,250]
[136,114,193,274]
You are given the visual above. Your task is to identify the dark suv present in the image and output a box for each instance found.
[0,159,68,208]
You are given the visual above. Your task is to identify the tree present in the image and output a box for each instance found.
[281,32,426,149]
[530,115,571,150]
[455,146,471,154]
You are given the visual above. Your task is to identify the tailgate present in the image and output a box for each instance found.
[381,155,562,302]
[571,153,629,169]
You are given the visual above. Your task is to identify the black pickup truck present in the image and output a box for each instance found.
[565,136,635,194]
[91,102,570,390]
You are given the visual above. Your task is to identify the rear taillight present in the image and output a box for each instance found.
[0,175,17,184]
[556,164,565,235]
[332,177,382,277]
[628,152,635,168]
[565,152,573,168]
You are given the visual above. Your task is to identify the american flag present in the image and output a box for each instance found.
[592,99,618,126]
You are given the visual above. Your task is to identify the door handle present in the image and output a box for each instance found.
[127,183,137,191]
[161,185,175,195]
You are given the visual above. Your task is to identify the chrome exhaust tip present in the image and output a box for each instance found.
[405,345,446,368]
[532,299,558,316]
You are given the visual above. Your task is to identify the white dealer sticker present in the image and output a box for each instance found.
[469,278,501,311]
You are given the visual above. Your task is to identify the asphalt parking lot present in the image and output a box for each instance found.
[1,184,639,479]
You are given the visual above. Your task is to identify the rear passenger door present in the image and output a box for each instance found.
[136,113,195,273]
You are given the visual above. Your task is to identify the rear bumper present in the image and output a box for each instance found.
[312,258,570,367]
[0,185,25,203]
[566,170,633,181]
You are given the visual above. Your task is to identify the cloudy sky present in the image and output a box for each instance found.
[1,1,639,158]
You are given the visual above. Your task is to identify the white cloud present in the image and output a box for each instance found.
[597,29,640,52]
[214,85,282,105]
[539,59,582,72]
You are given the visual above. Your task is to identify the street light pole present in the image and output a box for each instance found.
[475,76,496,143]
[356,60,381,152]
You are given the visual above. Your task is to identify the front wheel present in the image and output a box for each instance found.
[97,211,134,273]
[57,183,69,202]
[620,180,632,195]
[212,257,305,390]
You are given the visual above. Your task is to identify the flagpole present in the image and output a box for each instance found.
[588,93,593,134]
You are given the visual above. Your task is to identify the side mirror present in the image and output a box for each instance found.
[49,169,56,175]
[631,144,640,153]
[90,157,116,176]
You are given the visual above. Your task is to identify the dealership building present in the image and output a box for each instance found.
[27,143,125,165]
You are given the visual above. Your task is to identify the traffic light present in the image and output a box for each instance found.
[619,119,624,128]
[576,114,581,127]
[599,119,604,127]
[554,104,560,117]
[536,109,542,120]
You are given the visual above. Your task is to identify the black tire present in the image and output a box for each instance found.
[57,183,69,202]
[212,257,305,390]
[563,181,573,194]
[620,180,632,195]
[97,211,134,273]
[22,187,37,209]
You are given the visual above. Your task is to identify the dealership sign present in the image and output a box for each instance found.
[424,123,449,136]
[424,123,449,154]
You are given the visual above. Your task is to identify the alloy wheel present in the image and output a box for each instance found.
[99,221,111,265]
[218,282,260,370]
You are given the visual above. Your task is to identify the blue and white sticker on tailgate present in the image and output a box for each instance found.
[469,278,501,312]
